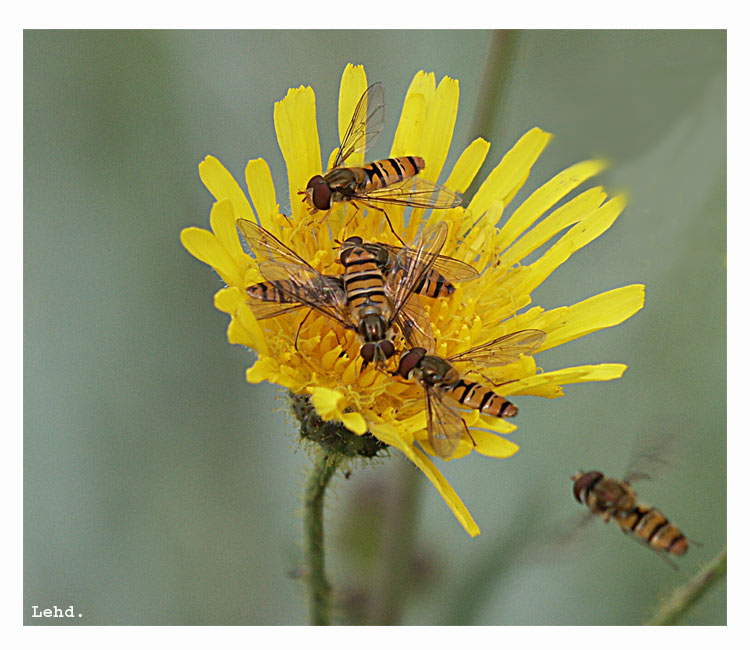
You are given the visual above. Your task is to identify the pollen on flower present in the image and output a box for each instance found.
[181,62,645,536]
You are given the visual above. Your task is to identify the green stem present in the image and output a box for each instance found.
[646,546,727,625]
[304,452,341,625]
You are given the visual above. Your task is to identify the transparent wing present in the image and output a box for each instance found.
[424,386,466,460]
[244,276,344,321]
[446,329,546,367]
[386,221,448,326]
[393,294,435,352]
[355,176,463,209]
[243,299,306,321]
[254,259,353,330]
[623,432,677,484]
[332,82,385,169]
[236,218,317,269]
[376,242,479,283]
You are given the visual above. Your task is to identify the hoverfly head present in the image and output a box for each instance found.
[571,470,603,504]
[305,175,332,211]
[394,347,427,379]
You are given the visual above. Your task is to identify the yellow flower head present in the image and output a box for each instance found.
[180,64,644,537]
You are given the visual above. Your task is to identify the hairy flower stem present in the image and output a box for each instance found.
[646,546,727,625]
[305,452,342,625]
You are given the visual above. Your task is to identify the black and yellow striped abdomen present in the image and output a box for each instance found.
[246,279,303,303]
[340,245,389,313]
[355,156,426,192]
[444,379,518,418]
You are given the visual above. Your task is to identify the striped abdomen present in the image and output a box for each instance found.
[246,279,304,304]
[355,156,425,192]
[572,471,688,556]
[444,379,518,418]
[614,504,688,556]
[389,265,454,298]
[340,245,389,314]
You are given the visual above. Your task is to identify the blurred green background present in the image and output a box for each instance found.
[24,30,726,625]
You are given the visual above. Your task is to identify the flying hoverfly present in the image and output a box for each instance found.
[299,82,463,240]
[237,218,450,365]
[571,470,689,565]
[393,329,546,459]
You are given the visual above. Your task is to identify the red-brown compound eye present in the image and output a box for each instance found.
[378,340,395,360]
[572,471,603,503]
[360,344,376,364]
[395,348,426,379]
[306,175,331,211]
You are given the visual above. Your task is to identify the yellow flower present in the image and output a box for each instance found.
[180,64,644,537]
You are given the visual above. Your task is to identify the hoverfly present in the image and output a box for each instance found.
[299,83,463,240]
[571,470,688,566]
[341,236,479,298]
[393,329,546,459]
[237,218,451,365]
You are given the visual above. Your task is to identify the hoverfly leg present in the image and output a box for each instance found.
[465,368,506,388]
[358,200,406,245]
[294,309,314,353]
[461,418,477,448]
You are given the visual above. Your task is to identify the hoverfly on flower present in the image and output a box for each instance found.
[394,330,547,459]
[299,82,463,241]
[238,218,457,366]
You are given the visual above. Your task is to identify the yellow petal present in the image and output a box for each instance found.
[530,285,645,351]
[338,64,368,168]
[245,158,279,234]
[446,138,491,193]
[199,156,253,222]
[468,128,552,220]
[274,86,322,221]
[390,77,429,157]
[233,303,269,355]
[520,194,628,294]
[496,159,608,253]
[471,430,520,458]
[214,286,243,314]
[208,198,245,263]
[246,356,280,384]
[499,186,607,266]
[419,76,459,182]
[371,423,480,537]
[340,412,368,436]
[308,386,344,419]
[180,226,243,288]
[503,363,628,396]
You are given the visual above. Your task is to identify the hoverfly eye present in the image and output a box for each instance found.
[308,176,331,211]
[360,344,375,363]
[379,340,395,360]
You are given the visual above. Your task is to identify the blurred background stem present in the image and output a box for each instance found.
[646,546,727,625]
[305,453,341,625]
[367,460,422,625]
[465,29,520,203]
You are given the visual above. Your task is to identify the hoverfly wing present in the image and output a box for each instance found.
[386,221,449,325]
[446,329,546,368]
[393,294,435,352]
[332,82,386,169]
[622,431,677,484]
[243,300,306,321]
[424,385,465,459]
[236,218,315,269]
[255,259,353,329]
[377,242,480,283]
[357,176,463,210]
[245,275,344,321]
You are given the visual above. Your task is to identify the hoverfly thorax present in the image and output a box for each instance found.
[416,355,456,387]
